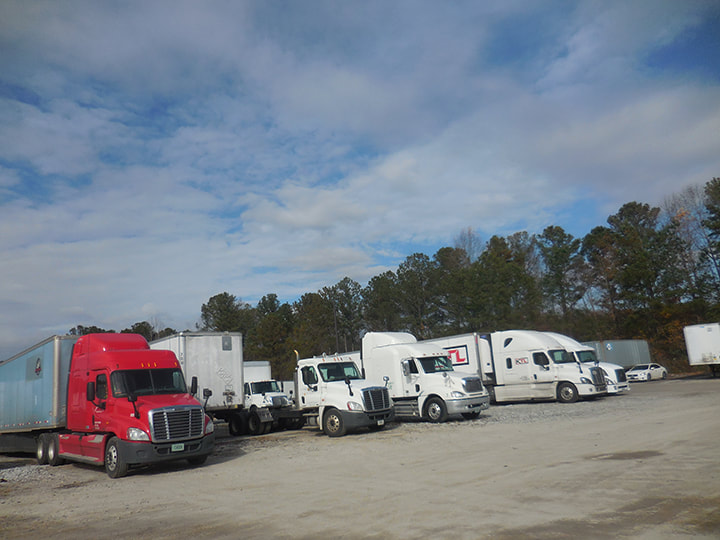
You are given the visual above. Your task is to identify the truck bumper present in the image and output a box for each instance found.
[446,395,490,416]
[577,384,606,398]
[339,408,395,431]
[118,433,215,466]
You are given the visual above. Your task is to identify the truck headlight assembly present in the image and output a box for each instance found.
[127,427,150,441]
[205,417,215,434]
[346,401,363,411]
[580,377,592,385]
[450,391,466,399]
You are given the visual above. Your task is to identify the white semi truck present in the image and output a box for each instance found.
[683,323,720,377]
[244,361,302,431]
[424,330,607,404]
[295,353,395,436]
[352,332,490,423]
[545,332,629,394]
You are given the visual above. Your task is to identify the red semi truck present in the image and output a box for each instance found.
[0,333,215,478]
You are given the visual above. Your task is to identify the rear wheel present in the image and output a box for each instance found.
[424,397,448,423]
[105,437,128,478]
[47,433,64,466]
[247,411,264,435]
[228,413,247,436]
[36,433,49,465]
[557,382,579,403]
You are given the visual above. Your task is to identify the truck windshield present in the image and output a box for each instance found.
[549,350,573,364]
[418,356,454,373]
[318,362,361,382]
[576,350,598,363]
[250,381,282,394]
[111,368,187,397]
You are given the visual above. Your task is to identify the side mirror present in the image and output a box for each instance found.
[86,381,96,402]
[383,375,390,388]
[401,360,410,377]
[190,376,198,396]
[203,388,213,399]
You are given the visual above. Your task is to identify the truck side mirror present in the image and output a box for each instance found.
[401,360,410,377]
[86,381,96,402]
[203,388,212,399]
[190,376,198,396]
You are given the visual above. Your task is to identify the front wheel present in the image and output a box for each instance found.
[323,408,347,437]
[557,382,579,403]
[247,411,264,435]
[424,397,448,423]
[105,437,128,478]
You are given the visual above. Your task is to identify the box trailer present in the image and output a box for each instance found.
[0,334,214,477]
[683,323,720,377]
[582,340,652,369]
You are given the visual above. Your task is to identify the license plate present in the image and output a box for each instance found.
[171,443,185,452]
[377,419,385,426]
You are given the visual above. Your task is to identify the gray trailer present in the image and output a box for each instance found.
[582,340,651,369]
[0,335,79,453]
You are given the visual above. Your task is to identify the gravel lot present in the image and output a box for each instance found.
[1,377,719,539]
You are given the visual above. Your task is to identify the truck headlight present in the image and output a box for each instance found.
[450,391,466,398]
[127,427,150,441]
[346,401,363,411]
[580,377,592,385]
[205,417,215,434]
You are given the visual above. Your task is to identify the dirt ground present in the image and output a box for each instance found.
[1,377,719,539]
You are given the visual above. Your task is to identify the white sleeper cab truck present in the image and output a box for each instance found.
[295,353,394,437]
[424,331,606,404]
[356,332,489,423]
[684,323,720,378]
[545,332,629,394]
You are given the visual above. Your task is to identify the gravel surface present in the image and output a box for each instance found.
[1,376,719,539]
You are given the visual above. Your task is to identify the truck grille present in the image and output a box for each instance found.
[149,406,204,443]
[462,377,484,393]
[362,387,391,412]
[615,369,627,383]
[589,367,607,390]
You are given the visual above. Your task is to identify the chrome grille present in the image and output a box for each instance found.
[615,369,627,383]
[362,387,391,412]
[150,406,204,443]
[462,377,484,393]
[590,367,607,389]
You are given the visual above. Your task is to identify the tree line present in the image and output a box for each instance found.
[71,178,720,380]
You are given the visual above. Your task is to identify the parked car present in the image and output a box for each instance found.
[626,363,668,382]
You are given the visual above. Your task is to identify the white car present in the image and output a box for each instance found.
[626,363,668,382]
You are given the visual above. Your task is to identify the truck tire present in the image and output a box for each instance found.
[105,436,129,478]
[557,382,579,403]
[424,397,448,423]
[248,411,264,435]
[47,433,64,466]
[36,433,49,465]
[323,408,347,437]
[228,413,247,436]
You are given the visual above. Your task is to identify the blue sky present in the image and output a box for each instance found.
[1,0,719,358]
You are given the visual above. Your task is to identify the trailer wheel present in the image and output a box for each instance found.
[323,408,347,437]
[462,412,480,420]
[36,434,49,465]
[105,437,128,478]
[228,413,247,436]
[557,382,579,403]
[47,433,64,466]
[424,397,448,423]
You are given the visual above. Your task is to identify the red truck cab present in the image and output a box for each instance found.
[50,333,214,477]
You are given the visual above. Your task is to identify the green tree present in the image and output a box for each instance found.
[538,226,585,324]
[200,292,255,333]
[395,253,438,338]
[321,277,363,352]
[68,325,114,335]
[121,321,156,341]
[362,271,401,332]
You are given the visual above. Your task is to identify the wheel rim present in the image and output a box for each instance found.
[427,402,442,420]
[326,413,341,433]
[106,445,118,471]
[560,386,575,401]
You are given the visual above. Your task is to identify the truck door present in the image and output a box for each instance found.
[401,358,422,397]
[298,365,321,408]
[529,352,555,398]
[497,354,534,399]
[80,372,111,462]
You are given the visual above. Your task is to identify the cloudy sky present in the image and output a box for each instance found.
[1,1,719,358]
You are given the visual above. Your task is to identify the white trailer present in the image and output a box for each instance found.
[545,332,629,394]
[355,332,489,422]
[424,331,607,404]
[683,323,720,377]
[295,353,394,436]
